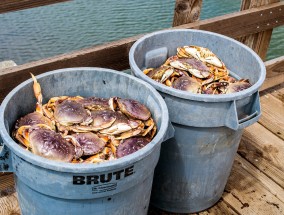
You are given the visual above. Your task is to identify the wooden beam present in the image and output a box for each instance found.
[260,56,284,91]
[239,0,280,60]
[172,0,203,27]
[0,2,283,102]
[0,0,69,14]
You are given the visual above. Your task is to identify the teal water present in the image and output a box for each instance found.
[0,0,283,65]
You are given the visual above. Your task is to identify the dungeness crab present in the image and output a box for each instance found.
[144,45,251,94]
[13,74,156,163]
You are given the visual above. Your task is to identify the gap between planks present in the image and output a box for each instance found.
[222,154,284,214]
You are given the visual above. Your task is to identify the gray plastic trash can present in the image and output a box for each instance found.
[0,68,174,215]
[129,29,266,213]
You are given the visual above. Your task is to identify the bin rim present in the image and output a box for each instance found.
[0,67,170,173]
[129,29,266,102]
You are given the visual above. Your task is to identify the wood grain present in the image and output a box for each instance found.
[0,2,283,103]
[238,123,284,188]
[239,0,279,60]
[270,85,284,102]
[223,154,284,214]
[172,0,203,27]
[260,56,284,91]
[0,0,69,14]
[0,193,20,215]
[259,93,284,140]
[148,200,238,215]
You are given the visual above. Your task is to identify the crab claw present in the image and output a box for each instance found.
[117,98,151,121]
[172,76,201,93]
[116,137,151,158]
[31,73,43,114]
[29,128,75,162]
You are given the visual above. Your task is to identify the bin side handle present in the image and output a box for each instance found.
[162,122,175,142]
[225,91,261,130]
[0,134,13,172]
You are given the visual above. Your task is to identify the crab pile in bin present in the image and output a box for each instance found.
[144,45,251,94]
[13,75,156,163]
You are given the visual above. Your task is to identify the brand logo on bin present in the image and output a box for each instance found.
[73,165,134,185]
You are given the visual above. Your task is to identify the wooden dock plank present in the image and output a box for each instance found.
[0,193,20,215]
[258,93,284,140]
[222,154,284,214]
[201,200,239,215]
[0,174,19,215]
[260,56,284,91]
[270,84,284,102]
[238,123,284,188]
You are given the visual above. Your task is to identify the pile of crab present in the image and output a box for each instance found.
[144,45,251,94]
[13,75,156,163]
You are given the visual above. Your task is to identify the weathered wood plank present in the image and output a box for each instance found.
[260,56,284,91]
[238,122,284,188]
[172,0,202,26]
[0,174,19,215]
[223,154,284,214]
[270,84,284,102]
[203,200,239,215]
[0,174,15,191]
[148,199,238,215]
[0,193,20,215]
[0,2,283,103]
[239,0,280,60]
[0,0,69,14]
[258,93,284,140]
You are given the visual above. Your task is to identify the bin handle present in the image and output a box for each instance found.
[225,91,261,130]
[162,122,175,142]
[0,134,13,172]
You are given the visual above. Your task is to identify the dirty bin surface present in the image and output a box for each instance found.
[1,84,284,215]
[0,67,172,215]
[129,29,266,213]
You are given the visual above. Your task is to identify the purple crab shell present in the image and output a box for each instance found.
[116,137,151,158]
[117,98,151,121]
[29,128,75,162]
[72,132,106,156]
[54,100,89,124]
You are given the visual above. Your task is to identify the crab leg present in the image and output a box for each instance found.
[31,73,43,114]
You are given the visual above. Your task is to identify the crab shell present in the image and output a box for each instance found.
[146,66,174,83]
[77,97,111,110]
[116,137,151,158]
[15,112,54,130]
[28,128,75,162]
[53,100,92,126]
[68,132,106,156]
[99,111,139,135]
[225,80,251,94]
[169,57,211,79]
[172,76,201,94]
[91,110,117,129]
[179,45,224,68]
[117,98,151,121]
